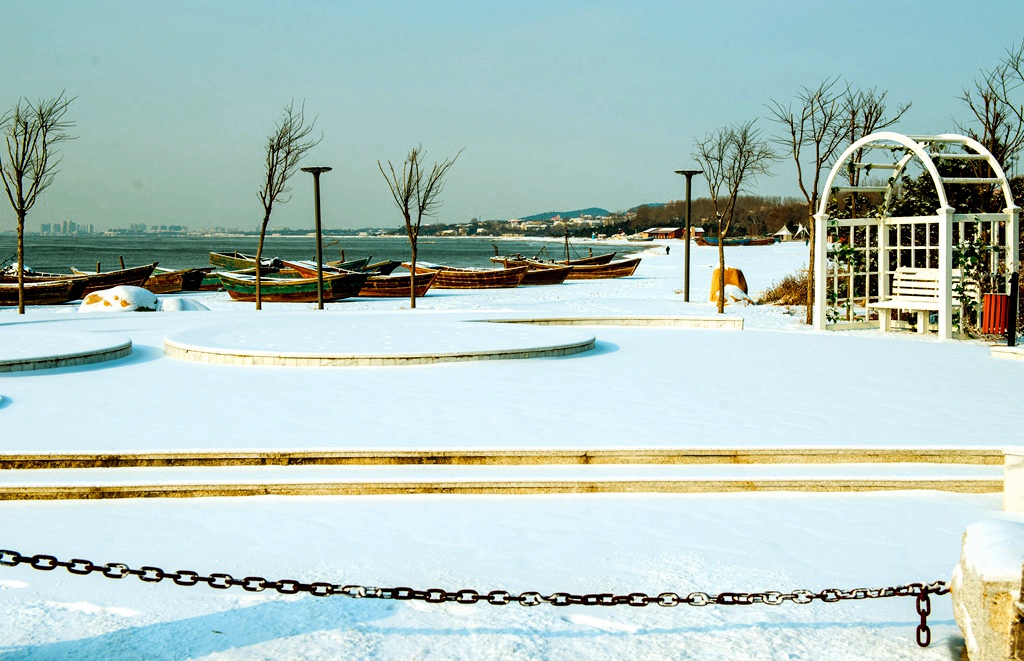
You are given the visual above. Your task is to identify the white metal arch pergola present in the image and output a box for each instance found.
[812,131,1020,340]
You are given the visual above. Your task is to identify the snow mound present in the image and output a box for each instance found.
[79,286,158,313]
[723,284,752,306]
[157,297,209,312]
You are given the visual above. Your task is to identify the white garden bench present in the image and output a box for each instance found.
[866,267,950,334]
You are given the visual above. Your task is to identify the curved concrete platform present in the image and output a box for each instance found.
[489,315,743,329]
[0,331,132,373]
[164,317,595,366]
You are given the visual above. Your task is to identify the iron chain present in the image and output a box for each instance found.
[0,549,949,647]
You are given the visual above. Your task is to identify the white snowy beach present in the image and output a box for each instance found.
[1,241,1022,659]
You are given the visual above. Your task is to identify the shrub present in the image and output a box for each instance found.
[758,268,808,306]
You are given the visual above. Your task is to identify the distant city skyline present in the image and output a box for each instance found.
[3,0,1023,232]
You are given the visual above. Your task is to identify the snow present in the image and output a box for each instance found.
[0,241,1017,659]
[722,283,752,305]
[156,297,209,312]
[0,462,1001,487]
[79,286,158,312]
[961,518,1024,582]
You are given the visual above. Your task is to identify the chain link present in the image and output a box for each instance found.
[0,549,949,647]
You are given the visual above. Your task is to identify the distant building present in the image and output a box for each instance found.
[773,225,794,242]
[642,227,683,239]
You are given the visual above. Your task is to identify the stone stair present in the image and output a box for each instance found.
[0,449,1004,499]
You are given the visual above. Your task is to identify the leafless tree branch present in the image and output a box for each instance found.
[0,91,76,313]
[378,147,462,308]
[956,39,1024,170]
[253,101,322,309]
[693,120,776,313]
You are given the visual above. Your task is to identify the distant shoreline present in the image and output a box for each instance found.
[1,233,661,246]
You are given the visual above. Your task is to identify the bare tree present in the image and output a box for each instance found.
[767,78,849,324]
[378,147,462,309]
[0,93,75,314]
[956,38,1024,171]
[841,87,912,217]
[255,102,321,309]
[692,120,775,313]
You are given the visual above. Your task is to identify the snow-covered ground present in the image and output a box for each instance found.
[0,241,1020,659]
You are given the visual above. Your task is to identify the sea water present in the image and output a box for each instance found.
[0,235,638,273]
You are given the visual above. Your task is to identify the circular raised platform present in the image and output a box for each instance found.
[0,330,132,373]
[164,317,595,366]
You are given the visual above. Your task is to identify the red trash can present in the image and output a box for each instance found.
[982,293,1009,334]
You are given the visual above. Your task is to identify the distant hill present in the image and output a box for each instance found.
[521,207,611,221]
[628,202,666,212]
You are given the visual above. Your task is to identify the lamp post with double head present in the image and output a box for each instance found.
[674,169,702,302]
[301,166,332,310]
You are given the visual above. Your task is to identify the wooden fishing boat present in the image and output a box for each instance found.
[0,279,84,306]
[562,258,642,280]
[63,263,158,295]
[494,259,571,285]
[403,263,528,289]
[490,251,616,267]
[216,270,368,302]
[144,267,214,294]
[0,261,153,298]
[210,251,257,270]
[695,236,777,247]
[566,252,616,265]
[279,260,346,278]
[199,273,223,291]
[363,259,402,275]
[324,257,370,272]
[273,258,375,278]
[208,251,287,270]
[499,256,639,280]
[521,264,572,285]
[359,271,437,298]
[0,270,88,293]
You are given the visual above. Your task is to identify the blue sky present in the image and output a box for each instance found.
[4,0,1023,230]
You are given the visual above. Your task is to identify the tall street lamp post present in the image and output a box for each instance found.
[301,166,332,310]
[674,169,702,302]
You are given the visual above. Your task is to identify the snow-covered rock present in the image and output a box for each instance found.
[709,266,748,303]
[952,519,1024,661]
[157,297,209,312]
[78,286,158,313]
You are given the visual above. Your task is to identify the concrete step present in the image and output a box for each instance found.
[0,462,1003,500]
[0,448,1004,469]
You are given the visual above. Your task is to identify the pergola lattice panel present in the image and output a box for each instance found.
[812,132,1020,340]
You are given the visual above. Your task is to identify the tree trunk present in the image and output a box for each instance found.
[717,239,726,314]
[254,211,271,311]
[16,212,25,315]
[805,208,815,325]
[409,242,418,309]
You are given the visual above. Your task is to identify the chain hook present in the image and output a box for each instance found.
[915,591,932,648]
